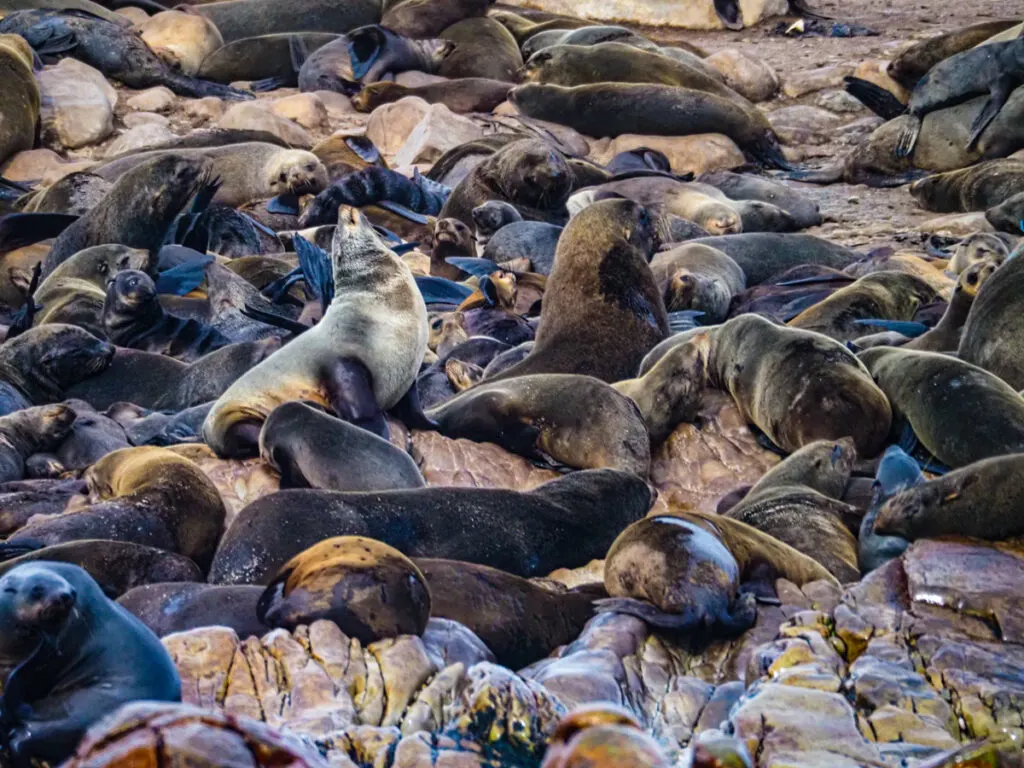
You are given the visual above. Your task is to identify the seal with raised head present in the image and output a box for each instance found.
[0,562,180,767]
[958,249,1024,388]
[902,257,998,352]
[948,232,1010,273]
[203,206,428,456]
[209,469,652,584]
[258,400,424,491]
[256,536,430,642]
[486,198,668,384]
[597,515,757,634]
[0,34,38,166]
[649,243,745,322]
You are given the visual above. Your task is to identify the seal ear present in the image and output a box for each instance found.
[941,472,979,504]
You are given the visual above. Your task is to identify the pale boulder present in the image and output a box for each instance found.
[218,101,312,148]
[706,48,780,103]
[36,59,116,149]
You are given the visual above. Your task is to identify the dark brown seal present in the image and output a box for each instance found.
[0,404,75,483]
[256,536,431,643]
[353,78,513,114]
[437,16,522,82]
[902,258,997,352]
[196,32,339,84]
[958,247,1024,388]
[196,0,379,42]
[909,158,1024,213]
[649,242,745,322]
[0,34,38,166]
[117,583,267,639]
[381,0,493,38]
[888,20,1022,89]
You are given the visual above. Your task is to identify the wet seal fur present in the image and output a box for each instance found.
[117,583,267,639]
[0,35,39,167]
[958,248,1024,388]
[0,405,76,483]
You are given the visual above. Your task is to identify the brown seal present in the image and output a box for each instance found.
[947,232,1010,273]
[910,158,1024,213]
[958,248,1024,388]
[597,515,757,633]
[353,78,513,114]
[381,0,493,38]
[486,198,668,384]
[0,404,76,483]
[859,346,1024,468]
[0,34,39,166]
[197,32,339,84]
[117,583,266,638]
[427,373,651,474]
[649,242,745,322]
[256,536,431,642]
[903,257,998,352]
[195,0,379,42]
[888,20,1022,89]
[437,16,522,82]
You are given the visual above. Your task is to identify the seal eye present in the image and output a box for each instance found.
[98,263,108,275]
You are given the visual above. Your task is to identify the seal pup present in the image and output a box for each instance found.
[901,258,998,352]
[947,232,1009,273]
[486,199,668,384]
[0,34,38,167]
[0,405,76,483]
[209,469,652,584]
[203,206,428,456]
[257,537,431,642]
[597,516,757,634]
[858,446,921,573]
[958,249,1024,388]
[427,374,651,474]
[258,401,424,491]
[0,562,180,767]
[909,158,1024,213]
[649,243,745,322]
[859,346,1024,468]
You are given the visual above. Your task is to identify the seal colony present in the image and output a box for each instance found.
[0,0,1022,765]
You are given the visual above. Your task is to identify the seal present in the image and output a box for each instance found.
[649,243,746,322]
[858,346,1024,468]
[381,0,493,38]
[91,143,328,210]
[0,325,115,417]
[32,245,154,340]
[195,0,379,42]
[481,221,562,275]
[117,583,267,638]
[258,400,424,491]
[985,190,1024,232]
[102,270,232,362]
[900,259,997,351]
[0,562,180,767]
[909,158,1024,213]
[0,10,251,100]
[427,373,651,474]
[6,447,226,572]
[42,155,213,277]
[427,217,476,280]
[948,232,1010,273]
[510,82,789,169]
[724,439,861,583]
[597,515,757,634]
[34,400,129,476]
[706,314,892,455]
[0,405,76,483]
[958,248,1024,388]
[858,445,920,573]
[353,78,513,114]
[413,558,596,670]
[0,34,38,167]
[138,10,224,77]
[684,234,859,287]
[438,138,573,228]
[437,17,522,82]
[256,536,431,642]
[203,206,428,456]
[311,133,387,180]
[209,469,652,584]
[874,452,1024,541]
[197,32,339,84]
[788,271,938,342]
[697,169,822,229]
[485,199,668,384]
[887,19,1022,89]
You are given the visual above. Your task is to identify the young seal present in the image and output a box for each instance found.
[858,446,921,574]
[697,169,822,229]
[0,562,180,767]
[437,16,522,82]
[0,325,115,416]
[887,19,1022,89]
[910,158,1024,213]
[257,536,431,643]
[203,206,428,456]
[0,405,76,483]
[510,82,789,169]
[686,233,859,286]
[903,258,998,352]
[947,232,1010,273]
[209,469,652,584]
[958,249,1024,388]
[649,243,745,322]
[486,199,668,384]
[874,453,1024,541]
[258,401,424,491]
[597,515,757,634]
[353,78,513,114]
[6,447,226,572]
[426,373,651,475]
[381,0,492,38]
[194,0,379,42]
[0,35,39,167]
[197,32,339,84]
[117,583,267,639]
[859,346,1024,468]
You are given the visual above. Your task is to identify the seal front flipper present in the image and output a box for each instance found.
[389,380,438,431]
[294,235,334,312]
[325,357,389,440]
[716,591,757,635]
[966,78,1015,150]
[593,597,703,629]
[267,193,301,215]
[415,275,475,305]
[0,212,78,252]
[154,260,213,296]
[843,76,906,120]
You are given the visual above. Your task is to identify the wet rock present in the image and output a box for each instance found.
[271,93,328,130]
[783,64,855,98]
[1,148,65,182]
[393,104,485,167]
[366,97,432,159]
[768,105,844,146]
[126,86,176,113]
[37,59,116,149]
[138,10,223,77]
[590,134,745,176]
[412,431,559,490]
[500,0,788,30]
[817,89,868,114]
[705,48,779,103]
[103,123,176,157]
[219,101,311,148]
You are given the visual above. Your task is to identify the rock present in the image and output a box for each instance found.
[411,431,559,490]
[817,89,868,114]
[1,149,64,182]
[126,86,176,113]
[705,48,779,103]
[783,64,855,98]
[218,101,311,148]
[591,134,744,176]
[182,96,224,124]
[915,212,995,237]
[138,10,224,77]
[500,0,787,30]
[36,59,116,149]
[270,93,328,130]
[123,111,170,129]
[365,97,432,158]
[103,123,176,157]
[853,59,910,104]
[184,452,280,527]
[313,90,357,120]
[768,105,844,146]
[393,103,485,167]
[41,160,95,185]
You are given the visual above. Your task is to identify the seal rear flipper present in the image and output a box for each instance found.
[0,212,78,252]
[326,358,389,440]
[843,76,907,120]
[241,303,311,334]
[415,276,475,305]
[749,134,794,171]
[155,260,213,296]
[377,201,430,223]
[347,136,383,165]
[780,163,844,185]
[593,597,700,629]
[894,116,922,159]
[712,0,745,30]
[160,72,255,102]
[261,266,305,304]
[0,541,46,563]
[967,79,1014,150]
[348,25,386,81]
[852,318,929,337]
[445,257,501,279]
[28,30,78,57]
[389,380,438,432]
[267,194,301,215]
[667,310,705,332]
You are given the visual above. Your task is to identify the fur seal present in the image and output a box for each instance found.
[985,190,1024,232]
[0,562,180,767]
[257,536,430,642]
[510,82,789,169]
[117,583,266,638]
[948,232,1010,273]
[0,35,38,167]
[958,248,1024,388]
[481,220,562,275]
[381,0,492,38]
[0,405,75,483]
[706,315,893,456]
[724,439,861,583]
[209,469,652,584]
[7,447,225,571]
[697,169,822,229]
[138,10,224,77]
[258,401,424,491]
[649,243,745,322]
[684,234,859,286]
[597,515,757,633]
[858,446,920,573]
[910,158,1024,213]
[874,452,1024,541]
[437,17,522,81]
[0,325,114,417]
[888,20,1022,89]
[486,199,668,384]
[195,0,380,42]
[197,32,339,84]
[426,217,476,279]
[203,206,427,456]
[902,258,997,352]
[353,78,513,114]
[426,373,651,474]
[35,400,129,476]
[859,346,1024,468]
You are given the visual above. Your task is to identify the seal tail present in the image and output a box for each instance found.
[843,77,907,120]
[593,597,700,629]
[894,116,921,159]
